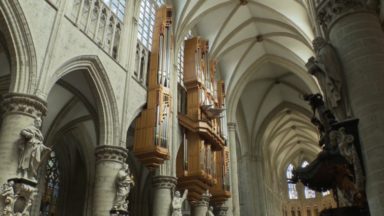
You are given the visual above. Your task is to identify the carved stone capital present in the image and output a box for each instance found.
[192,191,211,207]
[316,0,374,33]
[152,176,177,189]
[1,93,47,118]
[213,204,229,216]
[1,178,37,216]
[95,145,128,163]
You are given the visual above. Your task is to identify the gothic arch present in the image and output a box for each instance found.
[0,0,37,93]
[46,55,120,147]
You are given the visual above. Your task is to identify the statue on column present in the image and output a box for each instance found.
[112,163,134,212]
[18,117,51,181]
[306,37,350,120]
[171,189,188,216]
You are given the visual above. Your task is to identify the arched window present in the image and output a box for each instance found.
[301,161,316,199]
[103,0,127,20]
[40,151,60,216]
[137,0,164,50]
[287,164,298,199]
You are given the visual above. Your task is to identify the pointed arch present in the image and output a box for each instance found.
[0,0,37,93]
[46,55,120,147]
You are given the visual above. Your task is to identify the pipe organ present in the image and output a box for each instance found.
[177,37,231,203]
[133,5,173,170]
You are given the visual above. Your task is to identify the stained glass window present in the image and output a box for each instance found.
[287,164,298,199]
[137,0,164,50]
[103,0,126,20]
[302,161,316,199]
[40,151,60,216]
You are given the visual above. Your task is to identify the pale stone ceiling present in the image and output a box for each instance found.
[172,0,322,171]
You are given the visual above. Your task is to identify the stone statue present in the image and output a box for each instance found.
[171,189,188,216]
[18,117,51,181]
[112,163,134,211]
[328,128,366,207]
[307,37,349,120]
[207,206,215,216]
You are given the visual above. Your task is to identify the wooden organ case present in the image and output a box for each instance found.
[133,5,173,170]
[177,37,231,203]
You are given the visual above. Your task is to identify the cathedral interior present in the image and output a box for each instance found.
[0,0,383,216]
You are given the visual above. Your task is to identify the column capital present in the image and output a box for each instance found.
[213,204,229,216]
[1,93,47,118]
[316,0,374,33]
[192,191,211,207]
[152,176,177,189]
[227,122,237,131]
[95,145,128,163]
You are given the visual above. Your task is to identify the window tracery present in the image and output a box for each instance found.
[103,0,126,20]
[287,164,298,199]
[137,0,164,50]
[301,161,316,199]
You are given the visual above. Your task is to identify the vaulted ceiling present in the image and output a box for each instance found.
[172,0,322,171]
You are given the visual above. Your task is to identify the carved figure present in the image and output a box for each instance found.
[307,37,349,120]
[171,189,188,216]
[18,117,51,181]
[1,181,15,216]
[0,181,36,216]
[112,163,134,211]
[333,127,365,191]
[207,206,215,216]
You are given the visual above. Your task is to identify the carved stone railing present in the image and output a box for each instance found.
[71,0,122,59]
[133,41,150,87]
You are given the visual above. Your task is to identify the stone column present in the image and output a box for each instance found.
[191,192,210,216]
[213,203,229,216]
[152,175,177,216]
[316,1,384,215]
[227,122,240,216]
[0,93,47,185]
[93,145,128,216]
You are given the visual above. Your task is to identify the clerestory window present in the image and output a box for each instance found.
[137,0,164,50]
[103,0,126,21]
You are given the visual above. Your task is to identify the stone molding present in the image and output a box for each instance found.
[1,93,47,117]
[227,122,237,131]
[240,0,248,6]
[192,192,211,207]
[316,0,373,33]
[152,176,177,189]
[95,145,128,163]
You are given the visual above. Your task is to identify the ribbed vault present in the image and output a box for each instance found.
[172,0,323,214]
